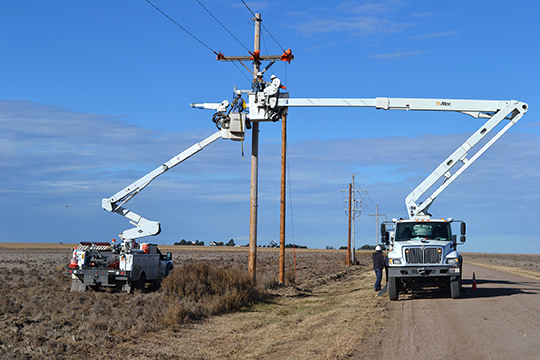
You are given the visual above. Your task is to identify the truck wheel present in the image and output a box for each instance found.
[388,277,399,301]
[450,277,461,299]
[165,263,173,277]
[137,272,146,292]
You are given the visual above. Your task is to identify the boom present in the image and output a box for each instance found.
[249,94,529,219]
[193,92,528,219]
[102,131,222,240]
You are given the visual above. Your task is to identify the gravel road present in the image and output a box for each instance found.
[382,262,540,359]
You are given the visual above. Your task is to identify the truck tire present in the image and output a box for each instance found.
[165,263,173,277]
[450,276,461,299]
[388,277,399,301]
[137,272,146,291]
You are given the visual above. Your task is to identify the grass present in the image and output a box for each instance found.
[0,246,357,358]
[161,261,267,324]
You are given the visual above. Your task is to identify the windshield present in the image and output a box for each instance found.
[395,222,451,241]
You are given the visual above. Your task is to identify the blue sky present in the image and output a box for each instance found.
[1,1,539,253]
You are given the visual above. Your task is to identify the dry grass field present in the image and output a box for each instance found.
[0,243,386,359]
[463,252,540,280]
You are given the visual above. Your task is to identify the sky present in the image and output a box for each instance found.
[1,0,539,254]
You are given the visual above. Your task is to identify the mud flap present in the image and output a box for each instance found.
[70,277,87,292]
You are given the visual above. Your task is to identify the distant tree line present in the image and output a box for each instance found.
[174,239,236,246]
[173,239,205,246]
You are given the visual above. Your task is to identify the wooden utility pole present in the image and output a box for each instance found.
[217,13,292,284]
[248,13,262,283]
[341,175,365,265]
[347,183,352,266]
[279,113,287,283]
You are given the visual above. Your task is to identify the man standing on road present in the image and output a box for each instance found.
[372,245,385,291]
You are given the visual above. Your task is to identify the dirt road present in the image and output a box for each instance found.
[382,262,540,359]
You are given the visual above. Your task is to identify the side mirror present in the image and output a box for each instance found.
[381,223,388,244]
[166,252,172,261]
[460,235,466,243]
[461,222,466,236]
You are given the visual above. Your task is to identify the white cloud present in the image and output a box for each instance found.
[371,50,431,59]
[410,30,460,40]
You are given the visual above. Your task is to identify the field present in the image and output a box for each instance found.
[0,244,386,359]
[2,243,539,359]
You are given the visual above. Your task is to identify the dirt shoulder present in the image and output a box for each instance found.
[136,267,388,360]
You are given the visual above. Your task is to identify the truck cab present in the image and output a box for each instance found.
[381,218,466,300]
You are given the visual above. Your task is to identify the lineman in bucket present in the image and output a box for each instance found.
[372,245,385,292]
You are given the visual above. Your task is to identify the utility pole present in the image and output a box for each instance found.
[340,174,364,265]
[248,13,262,284]
[279,112,286,283]
[347,183,352,265]
[217,13,293,283]
[369,205,386,246]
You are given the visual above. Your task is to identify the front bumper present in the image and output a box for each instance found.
[388,265,460,278]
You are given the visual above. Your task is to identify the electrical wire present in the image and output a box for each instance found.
[240,0,255,17]
[240,0,286,53]
[230,61,253,83]
[146,0,220,56]
[195,0,251,53]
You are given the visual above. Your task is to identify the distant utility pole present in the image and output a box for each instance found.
[340,174,364,265]
[369,205,386,246]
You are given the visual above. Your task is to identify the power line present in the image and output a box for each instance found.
[261,23,286,53]
[195,0,251,53]
[240,0,256,17]
[240,0,286,53]
[230,61,252,83]
[146,0,220,56]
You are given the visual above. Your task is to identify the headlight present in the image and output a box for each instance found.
[389,258,401,265]
[446,258,459,265]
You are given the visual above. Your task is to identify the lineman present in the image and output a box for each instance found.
[252,72,265,93]
[372,245,385,292]
[230,90,246,113]
[263,75,281,108]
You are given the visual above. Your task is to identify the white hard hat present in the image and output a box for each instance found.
[236,90,242,95]
[270,74,276,80]
[375,245,382,251]
[257,72,262,77]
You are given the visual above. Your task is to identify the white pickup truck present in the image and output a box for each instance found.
[67,240,173,293]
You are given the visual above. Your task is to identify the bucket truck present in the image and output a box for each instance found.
[195,89,528,300]
[67,101,248,292]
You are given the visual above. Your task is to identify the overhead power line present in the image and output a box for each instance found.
[146,0,220,56]
[240,0,286,53]
[195,0,251,53]
[145,0,250,81]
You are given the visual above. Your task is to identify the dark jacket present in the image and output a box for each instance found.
[372,251,385,270]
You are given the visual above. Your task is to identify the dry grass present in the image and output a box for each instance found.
[161,261,265,324]
[0,245,363,359]
[463,252,540,280]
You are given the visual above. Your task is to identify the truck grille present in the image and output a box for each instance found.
[404,247,442,264]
